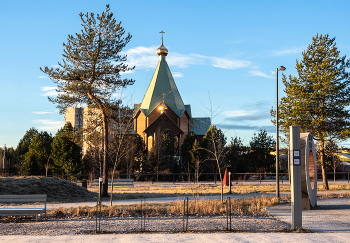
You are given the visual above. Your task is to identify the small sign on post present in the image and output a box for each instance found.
[290,126,302,230]
[293,150,300,166]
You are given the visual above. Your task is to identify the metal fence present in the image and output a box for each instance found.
[45,172,290,184]
[46,172,350,183]
[2,171,350,184]
[1,196,291,234]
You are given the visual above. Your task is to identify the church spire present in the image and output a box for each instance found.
[156,31,168,56]
[139,32,185,117]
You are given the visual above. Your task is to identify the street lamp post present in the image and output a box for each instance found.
[2,144,5,170]
[276,66,286,200]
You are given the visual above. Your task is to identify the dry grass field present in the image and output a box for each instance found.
[1,176,349,202]
[0,176,285,218]
[92,180,350,200]
[0,176,349,219]
[49,195,283,218]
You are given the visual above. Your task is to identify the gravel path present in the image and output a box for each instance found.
[1,190,349,235]
[0,215,290,235]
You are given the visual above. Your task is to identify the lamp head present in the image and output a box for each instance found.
[279,66,286,71]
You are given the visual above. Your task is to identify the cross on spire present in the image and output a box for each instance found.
[161,91,171,102]
[159,31,165,45]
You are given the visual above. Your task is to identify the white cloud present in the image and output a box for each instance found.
[123,46,159,69]
[125,46,155,55]
[33,119,64,131]
[224,110,270,121]
[210,57,250,69]
[42,91,58,96]
[32,111,54,115]
[168,54,199,68]
[41,86,56,91]
[123,46,250,71]
[40,86,58,96]
[249,70,274,79]
[273,47,304,56]
[172,72,183,78]
[218,124,275,133]
[38,76,48,79]
[225,110,258,117]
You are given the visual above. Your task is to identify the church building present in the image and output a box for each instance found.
[133,36,210,151]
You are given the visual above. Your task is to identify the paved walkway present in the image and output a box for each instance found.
[267,196,350,233]
[1,233,350,243]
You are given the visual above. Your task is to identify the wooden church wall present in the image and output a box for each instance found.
[135,112,147,136]
[179,113,189,135]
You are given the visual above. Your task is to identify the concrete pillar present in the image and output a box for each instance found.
[290,126,302,230]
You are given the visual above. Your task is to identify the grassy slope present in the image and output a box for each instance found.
[0,177,97,202]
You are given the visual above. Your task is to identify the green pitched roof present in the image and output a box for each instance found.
[184,105,192,118]
[140,55,186,117]
[190,117,211,136]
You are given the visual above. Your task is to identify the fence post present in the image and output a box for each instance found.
[140,199,146,231]
[226,197,232,231]
[229,172,232,194]
[259,173,261,184]
[95,177,102,233]
[183,197,189,231]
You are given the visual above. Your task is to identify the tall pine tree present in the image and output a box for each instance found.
[40,5,135,196]
[278,34,350,189]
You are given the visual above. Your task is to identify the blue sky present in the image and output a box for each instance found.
[1,0,350,148]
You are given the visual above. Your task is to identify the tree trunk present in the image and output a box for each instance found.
[110,169,115,206]
[101,111,109,197]
[87,92,110,197]
[320,140,329,190]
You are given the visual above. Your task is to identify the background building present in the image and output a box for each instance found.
[64,107,84,131]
